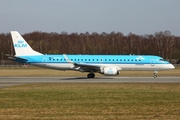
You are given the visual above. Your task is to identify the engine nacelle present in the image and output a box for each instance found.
[101,67,120,76]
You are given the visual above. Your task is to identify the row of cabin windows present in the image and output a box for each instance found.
[49,57,142,62]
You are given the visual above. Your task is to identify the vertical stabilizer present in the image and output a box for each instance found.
[10,31,43,56]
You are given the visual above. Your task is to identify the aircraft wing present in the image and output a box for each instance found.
[63,54,101,72]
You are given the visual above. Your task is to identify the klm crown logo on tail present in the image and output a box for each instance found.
[14,40,28,48]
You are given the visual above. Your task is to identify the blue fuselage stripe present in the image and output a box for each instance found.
[15,55,170,65]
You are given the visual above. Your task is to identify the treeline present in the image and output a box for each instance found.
[0,30,180,60]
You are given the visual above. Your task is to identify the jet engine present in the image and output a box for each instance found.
[100,66,120,76]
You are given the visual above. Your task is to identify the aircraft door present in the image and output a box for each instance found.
[150,59,155,66]
[42,58,47,65]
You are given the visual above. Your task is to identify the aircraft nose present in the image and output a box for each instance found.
[169,64,175,69]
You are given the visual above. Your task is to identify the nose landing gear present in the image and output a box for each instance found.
[153,71,158,78]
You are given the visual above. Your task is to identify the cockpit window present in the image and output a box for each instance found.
[159,59,163,61]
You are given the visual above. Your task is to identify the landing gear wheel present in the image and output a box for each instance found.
[87,73,95,78]
[153,74,157,78]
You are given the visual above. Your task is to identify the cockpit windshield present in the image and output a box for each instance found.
[159,59,167,62]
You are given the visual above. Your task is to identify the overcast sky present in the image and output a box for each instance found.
[0,0,180,36]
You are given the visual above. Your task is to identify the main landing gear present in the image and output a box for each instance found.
[87,73,95,78]
[153,71,158,78]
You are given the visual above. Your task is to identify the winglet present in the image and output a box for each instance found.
[10,31,43,56]
[63,54,73,63]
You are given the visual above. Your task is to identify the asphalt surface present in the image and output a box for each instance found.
[0,76,180,88]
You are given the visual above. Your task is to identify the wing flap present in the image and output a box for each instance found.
[74,63,101,72]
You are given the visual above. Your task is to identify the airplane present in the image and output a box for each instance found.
[6,31,175,78]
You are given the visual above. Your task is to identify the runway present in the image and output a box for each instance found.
[0,76,180,83]
[0,76,180,88]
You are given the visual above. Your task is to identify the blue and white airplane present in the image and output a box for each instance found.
[7,31,175,78]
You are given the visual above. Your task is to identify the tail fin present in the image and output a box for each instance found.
[10,31,43,56]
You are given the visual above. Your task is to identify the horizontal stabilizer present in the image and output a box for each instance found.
[5,54,28,61]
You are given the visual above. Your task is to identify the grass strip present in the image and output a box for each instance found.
[0,83,180,119]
